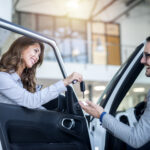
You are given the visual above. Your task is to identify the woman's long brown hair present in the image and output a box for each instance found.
[0,36,44,93]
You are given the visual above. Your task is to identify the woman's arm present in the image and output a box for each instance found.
[0,72,82,109]
[0,72,66,108]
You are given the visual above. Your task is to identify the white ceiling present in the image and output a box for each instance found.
[15,0,150,23]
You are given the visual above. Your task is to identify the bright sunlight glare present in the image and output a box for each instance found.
[66,0,79,9]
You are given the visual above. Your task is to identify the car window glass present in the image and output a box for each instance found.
[97,61,127,105]
[117,67,149,112]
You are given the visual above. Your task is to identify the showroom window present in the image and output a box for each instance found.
[18,12,120,65]
[92,22,120,65]
[19,12,87,63]
[20,13,37,30]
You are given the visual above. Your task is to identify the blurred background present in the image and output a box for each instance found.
[0,0,150,111]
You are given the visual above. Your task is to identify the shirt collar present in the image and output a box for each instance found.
[10,72,21,81]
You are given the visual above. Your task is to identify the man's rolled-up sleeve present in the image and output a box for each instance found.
[102,103,150,148]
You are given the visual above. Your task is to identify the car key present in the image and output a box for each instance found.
[80,81,85,99]
[72,80,85,98]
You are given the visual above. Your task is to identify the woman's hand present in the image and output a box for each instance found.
[63,72,83,86]
[79,100,104,118]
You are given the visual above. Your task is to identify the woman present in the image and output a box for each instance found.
[0,36,82,109]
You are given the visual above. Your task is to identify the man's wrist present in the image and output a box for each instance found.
[99,112,107,123]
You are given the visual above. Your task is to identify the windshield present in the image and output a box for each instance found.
[97,61,127,105]
[97,43,144,107]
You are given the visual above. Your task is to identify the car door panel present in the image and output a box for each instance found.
[0,103,90,150]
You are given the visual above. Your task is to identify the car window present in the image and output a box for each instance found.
[97,60,127,105]
[117,67,149,112]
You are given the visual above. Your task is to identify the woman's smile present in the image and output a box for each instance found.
[21,43,41,69]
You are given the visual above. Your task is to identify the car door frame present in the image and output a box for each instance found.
[0,18,92,150]
[89,42,145,150]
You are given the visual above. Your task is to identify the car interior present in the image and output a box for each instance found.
[0,86,91,150]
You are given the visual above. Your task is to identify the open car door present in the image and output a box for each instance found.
[0,18,92,150]
[89,42,145,150]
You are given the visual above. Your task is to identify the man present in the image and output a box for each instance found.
[127,98,149,150]
[79,37,150,149]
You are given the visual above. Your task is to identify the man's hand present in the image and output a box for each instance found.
[79,100,104,118]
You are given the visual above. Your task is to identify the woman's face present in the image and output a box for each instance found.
[21,43,41,68]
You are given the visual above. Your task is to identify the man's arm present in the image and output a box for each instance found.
[102,101,150,148]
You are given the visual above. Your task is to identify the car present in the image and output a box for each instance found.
[0,18,147,150]
[89,42,146,150]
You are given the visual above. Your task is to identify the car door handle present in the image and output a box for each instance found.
[61,118,75,130]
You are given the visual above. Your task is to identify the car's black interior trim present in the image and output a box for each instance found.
[0,103,91,150]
